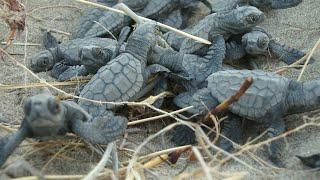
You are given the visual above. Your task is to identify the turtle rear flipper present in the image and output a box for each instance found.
[269,40,315,65]
[297,154,320,169]
[268,0,302,9]
[57,65,88,81]
[171,125,196,146]
[42,30,59,50]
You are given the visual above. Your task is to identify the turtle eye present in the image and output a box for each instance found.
[41,58,48,66]
[24,99,32,116]
[94,47,104,56]
[47,97,60,114]
[246,15,257,24]
[258,38,269,48]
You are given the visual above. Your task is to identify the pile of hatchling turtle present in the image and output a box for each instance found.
[1,0,320,178]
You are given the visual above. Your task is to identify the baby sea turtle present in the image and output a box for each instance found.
[208,0,302,12]
[29,32,118,79]
[225,27,316,65]
[0,92,127,167]
[165,6,265,55]
[173,70,320,166]
[78,22,170,117]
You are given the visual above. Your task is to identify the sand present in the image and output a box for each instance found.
[0,0,320,179]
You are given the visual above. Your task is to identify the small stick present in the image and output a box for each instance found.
[297,37,320,81]
[204,76,253,121]
[71,0,211,45]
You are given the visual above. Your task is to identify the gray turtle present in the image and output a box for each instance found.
[225,27,316,65]
[0,92,127,167]
[173,69,320,166]
[208,0,302,12]
[165,6,265,55]
[29,32,118,81]
[51,26,132,81]
[78,22,170,117]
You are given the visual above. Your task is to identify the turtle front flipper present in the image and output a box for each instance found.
[70,110,128,144]
[51,62,70,79]
[57,65,88,81]
[224,41,247,64]
[265,0,302,9]
[215,113,243,153]
[0,120,30,167]
[268,40,315,65]
[264,118,286,167]
[172,125,196,146]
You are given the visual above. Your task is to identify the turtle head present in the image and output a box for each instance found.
[242,29,270,55]
[234,6,265,30]
[24,94,68,137]
[29,50,55,72]
[79,45,113,73]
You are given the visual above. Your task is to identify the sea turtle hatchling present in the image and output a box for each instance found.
[29,32,118,81]
[0,92,127,167]
[208,0,302,12]
[165,6,265,55]
[78,22,170,117]
[173,70,320,166]
[224,27,316,65]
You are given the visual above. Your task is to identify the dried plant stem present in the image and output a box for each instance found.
[297,37,320,81]
[192,147,213,180]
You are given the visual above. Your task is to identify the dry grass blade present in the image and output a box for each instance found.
[297,37,320,81]
[71,0,211,45]
[192,147,213,180]
[0,80,89,90]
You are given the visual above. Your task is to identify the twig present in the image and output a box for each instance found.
[71,0,211,45]
[297,37,320,81]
